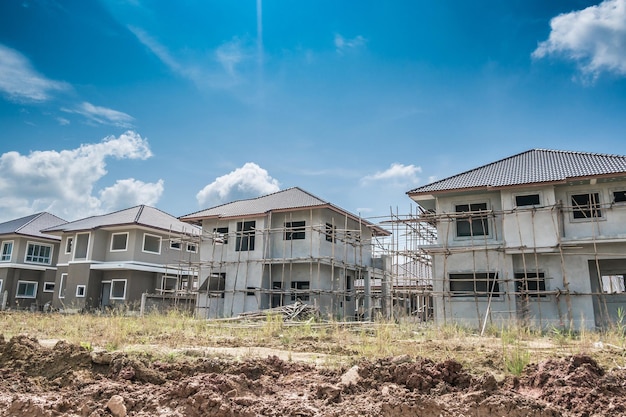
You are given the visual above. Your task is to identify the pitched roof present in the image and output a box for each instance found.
[408,149,626,196]
[0,212,67,241]
[180,187,390,236]
[42,205,200,236]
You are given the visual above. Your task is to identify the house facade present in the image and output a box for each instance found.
[0,212,67,310]
[180,187,390,320]
[42,205,201,313]
[408,149,626,330]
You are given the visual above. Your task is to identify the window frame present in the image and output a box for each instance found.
[284,221,306,241]
[0,279,3,294]
[24,241,53,265]
[611,189,626,204]
[73,232,90,260]
[186,242,198,253]
[58,273,67,299]
[235,221,256,252]
[213,227,229,245]
[160,275,179,292]
[514,192,542,208]
[449,272,500,298]
[43,282,56,293]
[76,285,86,297]
[454,202,491,238]
[514,272,547,298]
[110,232,129,252]
[1,240,13,262]
[325,223,336,243]
[65,236,74,255]
[290,281,310,301]
[142,233,162,254]
[169,239,182,250]
[110,279,127,300]
[569,191,603,221]
[16,280,38,299]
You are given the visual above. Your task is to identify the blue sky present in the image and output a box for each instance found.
[1,0,626,223]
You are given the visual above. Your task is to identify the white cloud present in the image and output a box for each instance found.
[62,102,134,127]
[0,131,161,221]
[99,178,164,211]
[533,0,626,80]
[129,26,251,89]
[196,162,280,207]
[0,43,70,102]
[334,33,366,55]
[361,163,422,186]
[56,117,70,126]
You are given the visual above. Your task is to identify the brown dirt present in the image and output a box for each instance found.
[1,334,625,416]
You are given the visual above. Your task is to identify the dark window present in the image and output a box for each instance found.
[213,227,229,244]
[613,191,626,203]
[449,273,499,297]
[246,286,256,296]
[290,281,310,301]
[515,272,546,298]
[325,223,336,242]
[515,194,540,207]
[456,203,489,237]
[236,221,255,251]
[571,193,602,219]
[285,221,306,240]
[207,273,226,298]
[111,233,128,251]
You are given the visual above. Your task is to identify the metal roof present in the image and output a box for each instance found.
[43,205,200,236]
[180,187,390,236]
[407,149,626,195]
[0,212,67,240]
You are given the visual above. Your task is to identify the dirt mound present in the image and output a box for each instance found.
[0,337,625,416]
[517,353,626,416]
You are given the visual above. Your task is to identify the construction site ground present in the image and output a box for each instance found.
[2,313,626,416]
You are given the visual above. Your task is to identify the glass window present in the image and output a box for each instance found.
[285,221,306,240]
[25,243,52,264]
[213,227,229,244]
[16,281,38,298]
[43,282,55,292]
[456,203,489,237]
[170,240,182,250]
[65,237,73,254]
[235,221,255,251]
[1,241,13,261]
[59,274,67,298]
[515,194,540,207]
[111,279,127,299]
[111,233,128,251]
[76,285,86,297]
[143,234,161,254]
[449,273,499,297]
[515,272,546,298]
[74,233,89,259]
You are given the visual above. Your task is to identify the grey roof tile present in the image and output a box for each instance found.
[0,212,67,240]
[408,149,626,195]
[43,205,200,235]
[180,187,389,236]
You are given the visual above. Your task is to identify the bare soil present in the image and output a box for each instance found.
[1,334,625,416]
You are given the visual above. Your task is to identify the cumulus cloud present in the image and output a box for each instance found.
[196,162,280,207]
[99,178,164,211]
[0,43,70,102]
[0,131,162,221]
[361,163,421,186]
[533,0,626,80]
[62,102,134,128]
[334,33,366,55]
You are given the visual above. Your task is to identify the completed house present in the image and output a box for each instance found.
[407,149,626,330]
[180,187,391,320]
[0,212,67,310]
[42,205,201,313]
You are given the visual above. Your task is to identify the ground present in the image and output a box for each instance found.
[1,333,626,417]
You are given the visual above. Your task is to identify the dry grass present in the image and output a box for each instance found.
[2,310,626,376]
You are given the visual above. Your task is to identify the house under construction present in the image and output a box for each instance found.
[407,149,626,331]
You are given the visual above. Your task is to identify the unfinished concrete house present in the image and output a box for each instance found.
[0,212,67,310]
[179,187,391,320]
[42,205,201,313]
[407,149,626,330]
